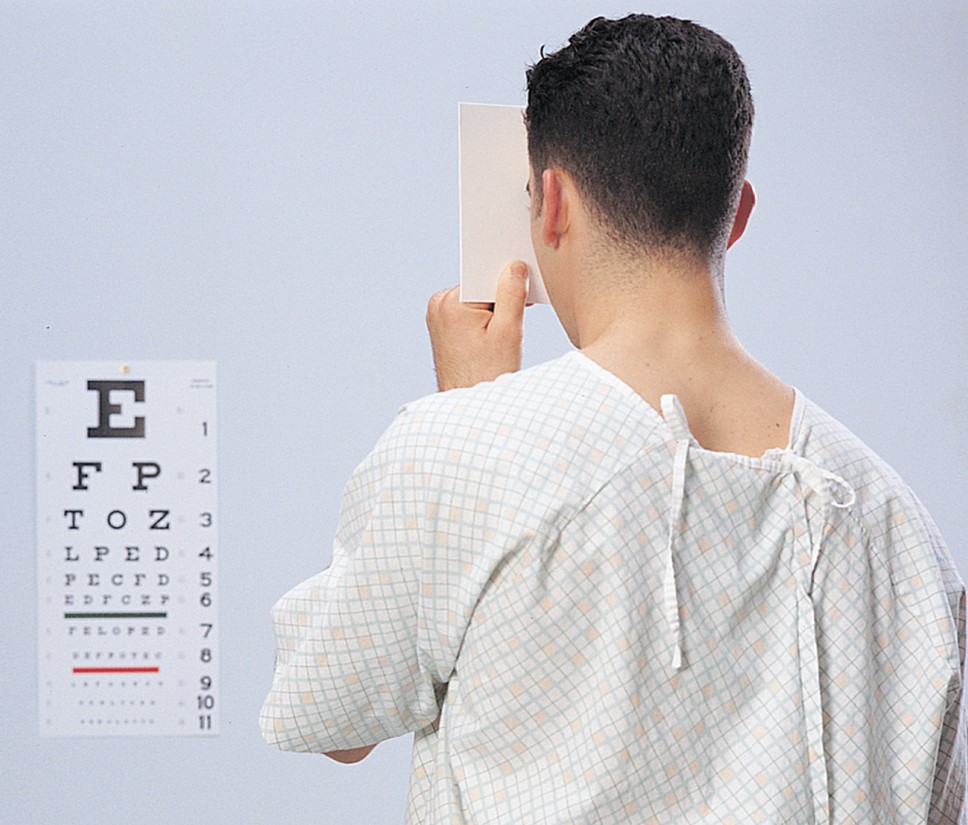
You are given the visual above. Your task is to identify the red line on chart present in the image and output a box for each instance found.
[72,667,160,674]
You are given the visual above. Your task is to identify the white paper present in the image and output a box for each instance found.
[36,361,219,737]
[459,102,549,304]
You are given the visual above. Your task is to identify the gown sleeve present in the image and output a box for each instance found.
[258,406,462,753]
[921,501,968,822]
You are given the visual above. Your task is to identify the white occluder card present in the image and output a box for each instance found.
[459,102,548,304]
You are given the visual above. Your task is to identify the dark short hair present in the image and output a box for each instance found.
[526,14,754,258]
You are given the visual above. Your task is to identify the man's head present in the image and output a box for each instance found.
[525,14,754,261]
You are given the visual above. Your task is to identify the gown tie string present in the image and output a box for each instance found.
[663,437,690,672]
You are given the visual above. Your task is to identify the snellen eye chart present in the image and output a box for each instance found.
[36,361,219,737]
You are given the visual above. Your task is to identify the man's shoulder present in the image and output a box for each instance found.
[396,351,618,436]
[405,351,573,405]
[797,393,914,505]
[382,351,665,480]
[797,392,955,568]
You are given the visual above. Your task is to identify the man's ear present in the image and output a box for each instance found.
[726,180,756,250]
[540,168,568,248]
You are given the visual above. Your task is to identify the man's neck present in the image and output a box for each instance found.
[568,253,794,457]
[573,252,740,360]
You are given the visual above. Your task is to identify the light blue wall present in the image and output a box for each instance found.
[2,1,965,822]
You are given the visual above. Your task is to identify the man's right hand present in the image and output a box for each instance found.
[425,261,529,392]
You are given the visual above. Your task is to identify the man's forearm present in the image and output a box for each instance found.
[323,744,377,763]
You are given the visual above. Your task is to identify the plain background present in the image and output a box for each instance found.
[2,1,965,822]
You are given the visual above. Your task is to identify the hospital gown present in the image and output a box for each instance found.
[260,350,966,824]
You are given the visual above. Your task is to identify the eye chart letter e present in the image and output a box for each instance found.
[36,361,219,737]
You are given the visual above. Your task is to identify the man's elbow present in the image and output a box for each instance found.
[323,744,377,764]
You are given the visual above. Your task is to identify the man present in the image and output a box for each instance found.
[261,14,966,823]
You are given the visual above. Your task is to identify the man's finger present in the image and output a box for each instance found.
[490,261,529,331]
[427,286,459,318]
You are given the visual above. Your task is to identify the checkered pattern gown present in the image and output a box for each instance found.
[260,351,966,824]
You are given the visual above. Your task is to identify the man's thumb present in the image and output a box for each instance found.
[492,261,529,328]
